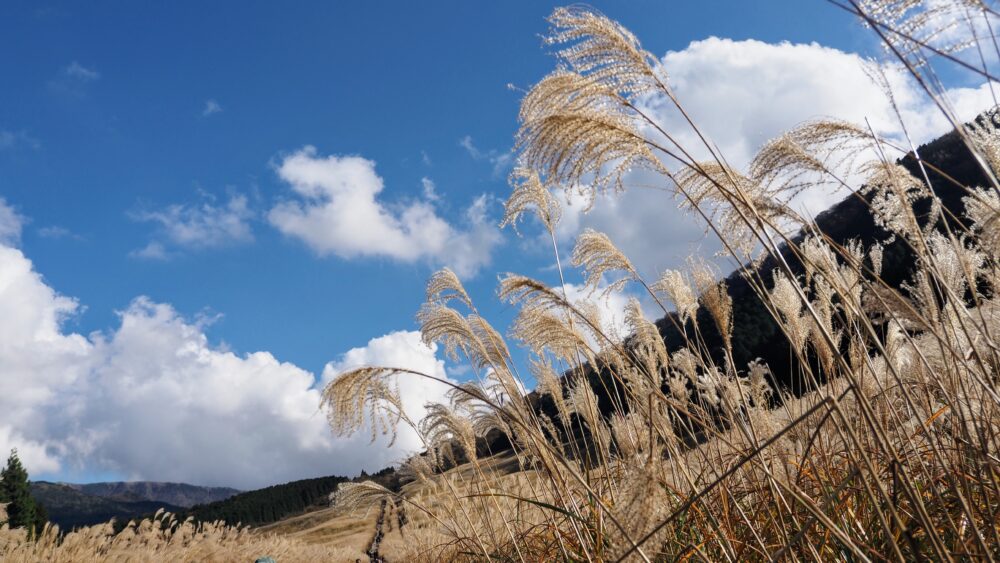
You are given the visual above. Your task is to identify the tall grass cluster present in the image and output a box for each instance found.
[325,2,1000,561]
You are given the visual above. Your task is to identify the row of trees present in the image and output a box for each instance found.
[185,474,351,527]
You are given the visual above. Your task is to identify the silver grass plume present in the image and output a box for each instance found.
[675,162,789,254]
[545,6,662,97]
[964,186,1000,257]
[502,166,563,235]
[321,367,413,446]
[751,119,876,195]
[532,358,571,427]
[692,261,733,349]
[332,481,395,513]
[426,268,473,309]
[924,231,986,295]
[862,160,929,241]
[567,379,612,454]
[652,269,699,323]
[966,115,1000,177]
[857,0,984,67]
[420,402,478,465]
[800,236,864,312]
[571,228,639,296]
[417,303,508,370]
[397,454,436,486]
[446,380,519,440]
[624,298,670,387]
[501,273,615,361]
[511,305,595,366]
[517,70,657,204]
[769,271,811,354]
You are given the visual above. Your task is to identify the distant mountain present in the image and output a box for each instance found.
[69,481,239,508]
[30,481,240,530]
[31,482,183,530]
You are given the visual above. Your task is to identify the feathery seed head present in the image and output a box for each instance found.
[321,367,412,446]
[426,268,473,309]
[571,228,638,296]
[502,166,563,235]
[653,269,699,322]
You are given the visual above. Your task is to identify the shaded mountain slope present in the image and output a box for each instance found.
[31,481,185,530]
[70,481,239,508]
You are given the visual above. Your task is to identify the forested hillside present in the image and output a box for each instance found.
[185,466,399,527]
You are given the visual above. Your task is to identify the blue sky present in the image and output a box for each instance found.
[1,1,995,488]
[0,1,865,375]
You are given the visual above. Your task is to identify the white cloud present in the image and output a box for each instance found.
[0,198,26,246]
[0,234,458,488]
[551,38,999,276]
[131,193,254,258]
[202,99,223,117]
[0,244,93,474]
[268,146,502,278]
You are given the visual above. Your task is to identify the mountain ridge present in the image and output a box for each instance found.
[30,480,240,530]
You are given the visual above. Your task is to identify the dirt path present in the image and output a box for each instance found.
[366,499,387,563]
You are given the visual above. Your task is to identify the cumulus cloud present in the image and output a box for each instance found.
[0,198,26,246]
[551,38,999,276]
[268,147,502,278]
[130,193,254,259]
[0,233,456,488]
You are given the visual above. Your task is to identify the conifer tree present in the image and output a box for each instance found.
[0,449,45,535]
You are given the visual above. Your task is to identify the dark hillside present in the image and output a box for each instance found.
[183,467,398,528]
[31,482,184,530]
[72,481,238,508]
[654,110,998,396]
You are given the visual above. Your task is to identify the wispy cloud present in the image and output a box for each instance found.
[459,135,512,178]
[130,192,254,260]
[48,61,100,98]
[64,61,99,81]
[202,99,223,117]
[421,177,440,201]
[0,129,41,151]
[0,198,26,247]
[129,241,171,261]
[37,225,83,241]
